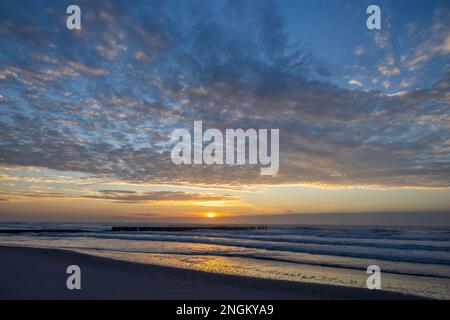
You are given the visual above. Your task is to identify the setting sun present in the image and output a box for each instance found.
[204,212,217,218]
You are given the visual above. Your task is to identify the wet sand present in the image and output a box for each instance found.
[0,246,420,300]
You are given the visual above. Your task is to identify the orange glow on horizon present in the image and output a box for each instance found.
[204,212,218,218]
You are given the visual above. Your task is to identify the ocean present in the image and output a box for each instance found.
[0,223,449,299]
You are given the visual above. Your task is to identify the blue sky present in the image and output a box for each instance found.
[0,0,449,222]
[279,0,450,91]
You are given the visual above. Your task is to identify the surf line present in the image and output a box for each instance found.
[170,120,279,175]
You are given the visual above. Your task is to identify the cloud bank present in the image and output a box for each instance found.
[0,0,449,188]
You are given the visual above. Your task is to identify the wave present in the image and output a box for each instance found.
[1,224,450,279]
[49,231,450,266]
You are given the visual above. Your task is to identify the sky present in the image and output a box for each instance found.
[0,0,449,224]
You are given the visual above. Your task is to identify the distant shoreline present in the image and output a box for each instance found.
[0,225,268,234]
[0,245,422,300]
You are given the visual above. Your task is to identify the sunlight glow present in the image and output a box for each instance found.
[204,212,217,218]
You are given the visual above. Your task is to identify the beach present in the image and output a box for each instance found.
[1,223,449,299]
[0,246,418,300]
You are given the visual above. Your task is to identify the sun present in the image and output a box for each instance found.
[204,212,217,218]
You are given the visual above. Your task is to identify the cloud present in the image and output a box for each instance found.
[86,190,238,203]
[0,188,237,204]
[402,7,450,71]
[376,54,401,77]
[0,191,73,200]
[378,65,400,77]
[348,79,362,86]
[353,46,366,56]
[0,0,449,189]
[374,32,390,49]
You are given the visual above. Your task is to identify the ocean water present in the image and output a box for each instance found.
[0,223,449,299]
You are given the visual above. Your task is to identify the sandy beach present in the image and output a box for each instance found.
[0,246,419,300]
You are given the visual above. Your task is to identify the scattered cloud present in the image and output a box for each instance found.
[348,79,363,86]
[402,8,450,71]
[353,46,366,56]
[86,190,238,203]
[0,0,449,190]
[378,55,400,76]
[374,31,390,49]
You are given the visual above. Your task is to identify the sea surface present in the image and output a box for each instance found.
[1,223,449,299]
